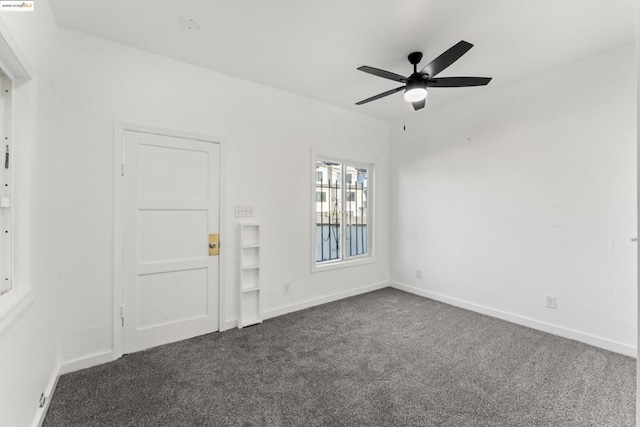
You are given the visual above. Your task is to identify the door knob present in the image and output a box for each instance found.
[209,242,217,249]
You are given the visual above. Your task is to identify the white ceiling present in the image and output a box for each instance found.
[50,0,635,121]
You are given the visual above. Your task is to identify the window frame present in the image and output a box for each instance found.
[0,26,35,333]
[0,69,11,297]
[310,151,376,273]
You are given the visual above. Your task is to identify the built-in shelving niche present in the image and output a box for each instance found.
[239,223,261,328]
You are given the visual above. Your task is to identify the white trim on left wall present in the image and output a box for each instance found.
[32,350,115,426]
[32,365,59,427]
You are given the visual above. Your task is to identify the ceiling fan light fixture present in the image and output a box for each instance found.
[404,85,427,103]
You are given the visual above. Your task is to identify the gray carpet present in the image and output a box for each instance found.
[44,288,636,426]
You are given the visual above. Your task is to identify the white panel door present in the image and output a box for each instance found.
[122,130,219,354]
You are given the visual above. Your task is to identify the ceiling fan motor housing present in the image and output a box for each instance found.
[406,74,427,92]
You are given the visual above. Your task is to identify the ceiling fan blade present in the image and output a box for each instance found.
[357,66,408,83]
[426,77,492,87]
[355,86,405,105]
[420,41,473,77]
[412,99,426,111]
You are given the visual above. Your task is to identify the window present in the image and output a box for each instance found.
[316,171,323,182]
[314,158,371,267]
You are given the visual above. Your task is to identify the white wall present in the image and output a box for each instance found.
[390,44,637,356]
[0,4,633,425]
[56,29,390,366]
[0,1,61,426]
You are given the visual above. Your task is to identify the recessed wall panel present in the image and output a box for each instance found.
[137,268,208,330]
[138,144,208,200]
[138,210,207,263]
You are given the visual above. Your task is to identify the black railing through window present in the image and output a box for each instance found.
[316,177,367,262]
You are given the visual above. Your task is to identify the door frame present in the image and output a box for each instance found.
[112,121,226,359]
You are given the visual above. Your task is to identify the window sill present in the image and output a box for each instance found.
[312,257,378,273]
[0,288,35,334]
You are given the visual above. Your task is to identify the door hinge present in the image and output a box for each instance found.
[4,145,8,169]
[120,306,125,327]
[121,163,124,176]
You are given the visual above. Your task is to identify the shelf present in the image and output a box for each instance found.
[239,223,261,329]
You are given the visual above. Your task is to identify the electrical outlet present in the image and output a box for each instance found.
[283,282,290,294]
[546,296,557,309]
[416,269,422,279]
[234,205,254,218]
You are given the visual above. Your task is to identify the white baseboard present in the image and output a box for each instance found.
[262,280,390,321]
[31,364,59,427]
[38,280,388,425]
[59,350,117,375]
[391,281,637,358]
[29,350,115,425]
[28,280,633,427]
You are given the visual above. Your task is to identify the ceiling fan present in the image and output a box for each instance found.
[355,41,492,111]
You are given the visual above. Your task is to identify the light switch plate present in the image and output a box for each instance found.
[234,205,254,217]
